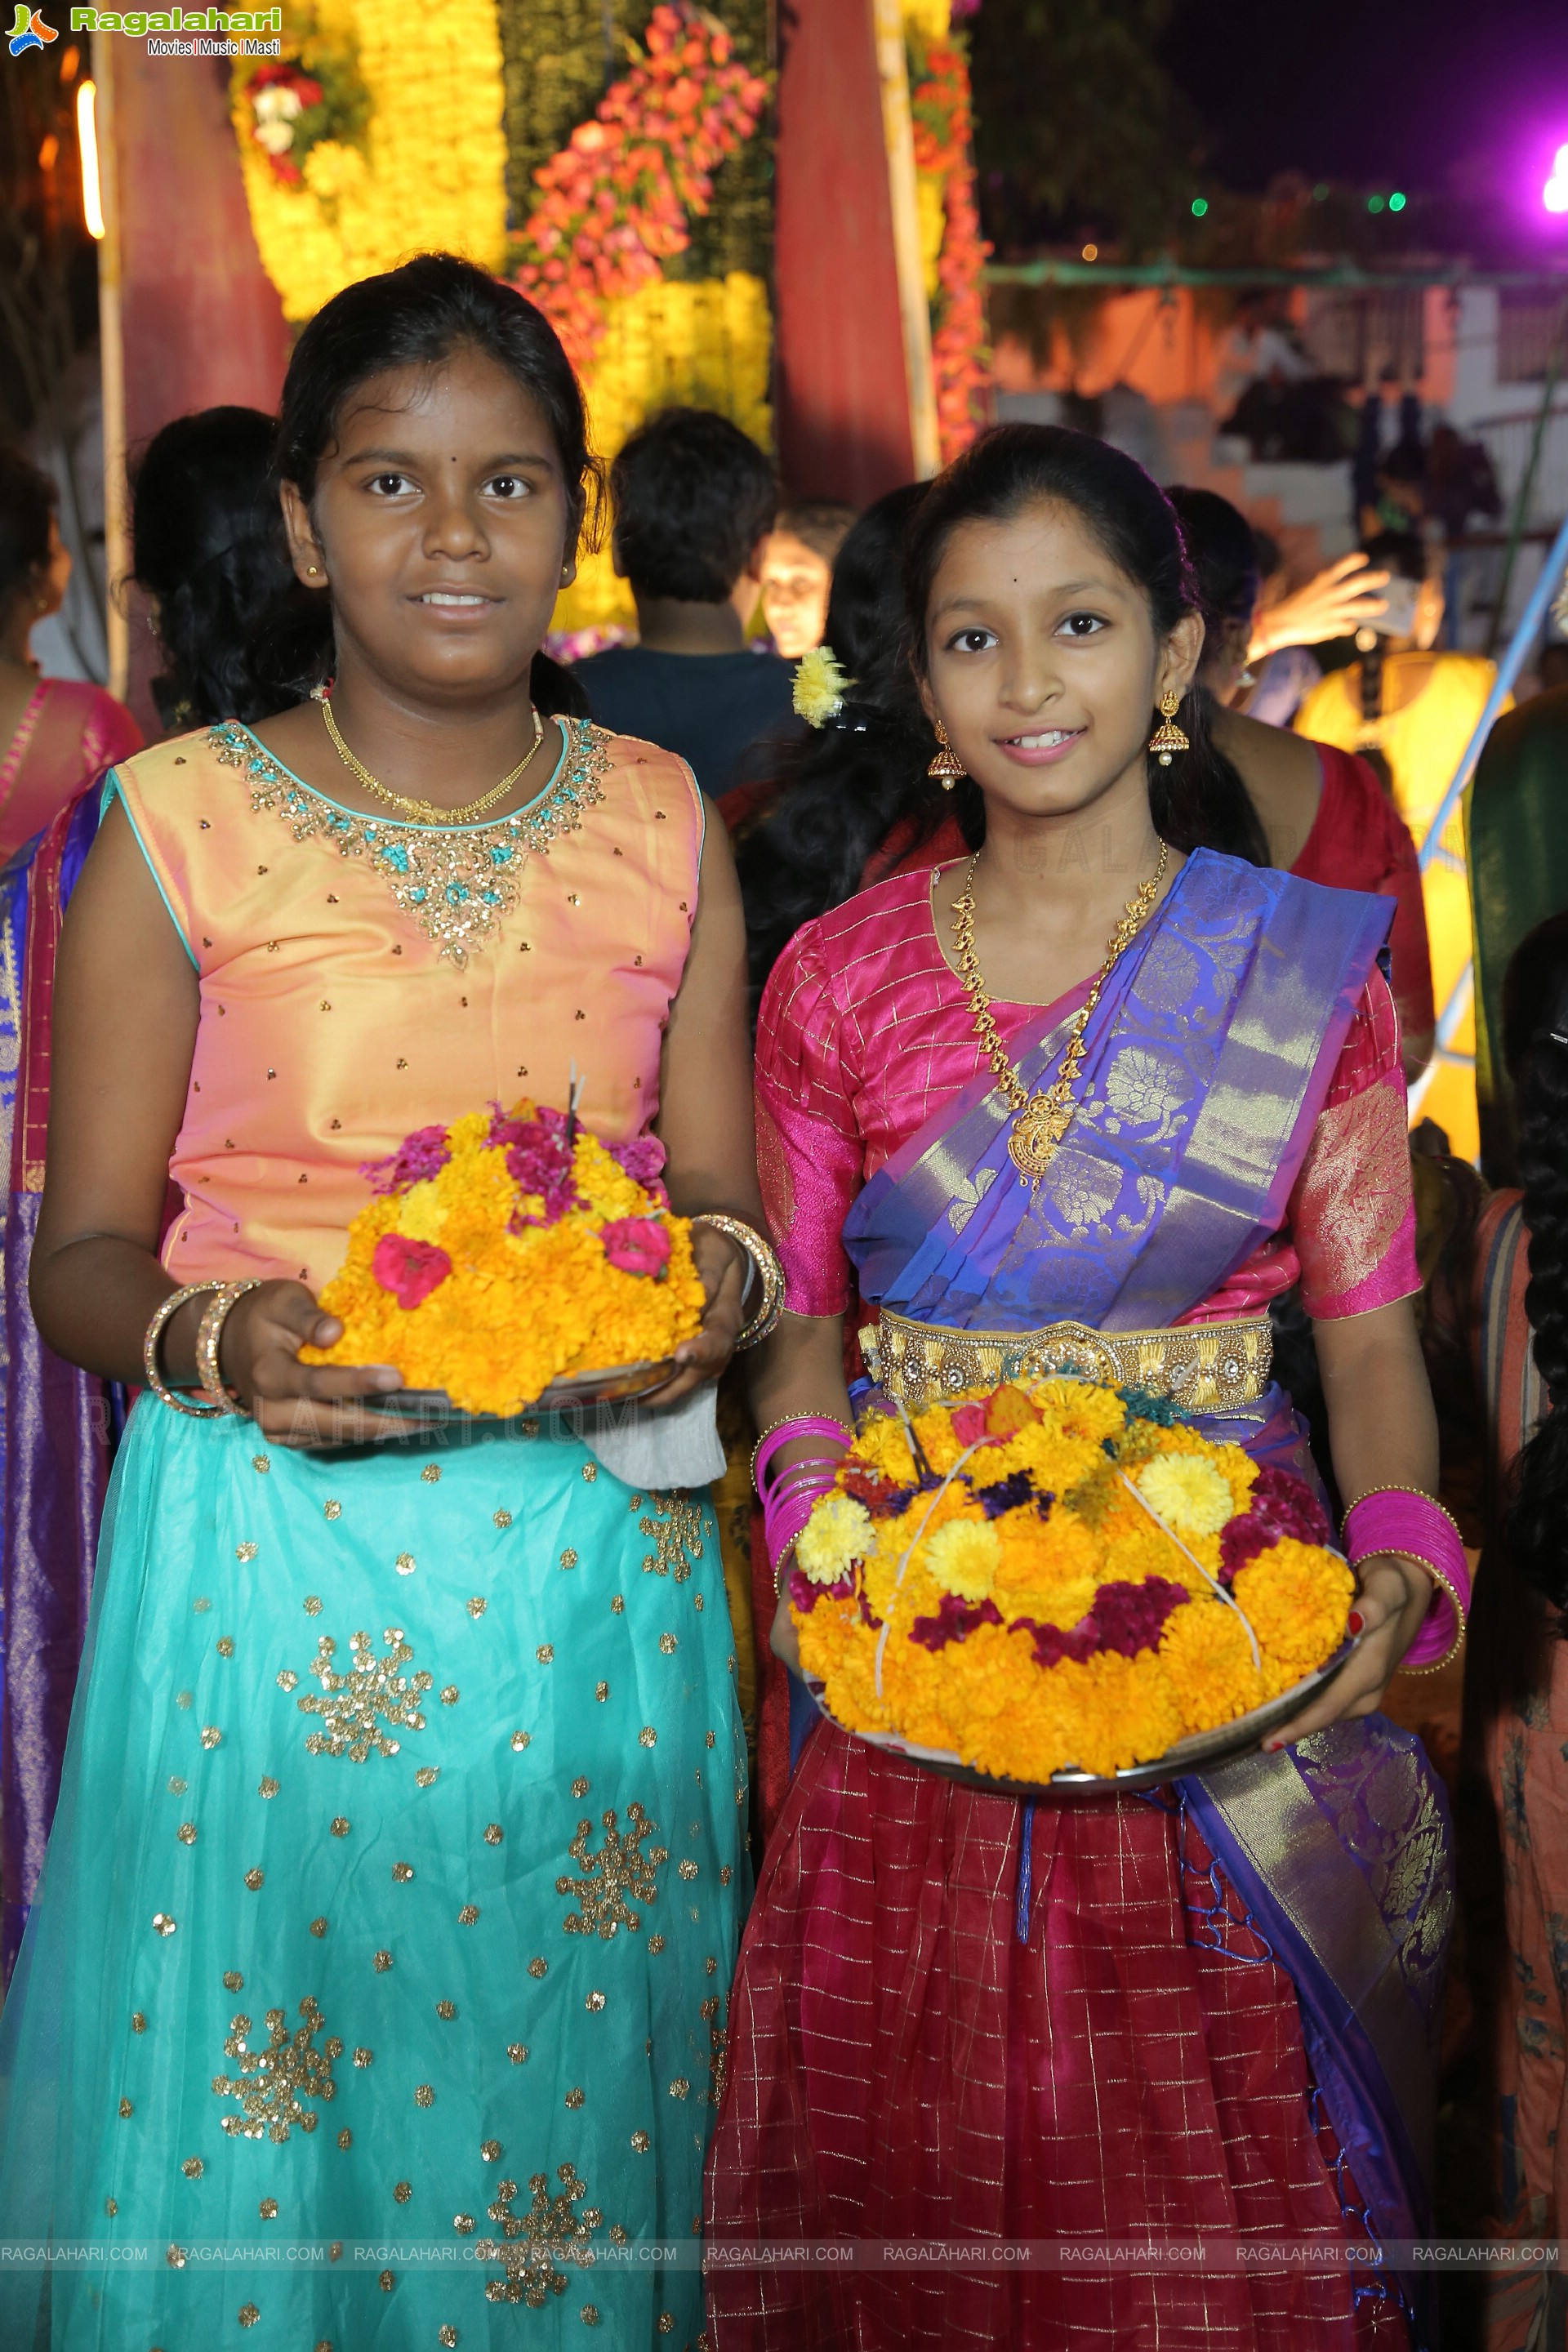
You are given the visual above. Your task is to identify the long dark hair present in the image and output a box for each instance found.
[903,425,1269,865]
[0,443,56,612]
[1501,912,1568,1616]
[130,407,319,728]
[737,484,950,991]
[270,253,599,720]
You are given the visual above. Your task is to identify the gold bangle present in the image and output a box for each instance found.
[194,1280,264,1417]
[142,1282,229,1417]
[1373,1548,1468,1675]
[692,1213,784,1351]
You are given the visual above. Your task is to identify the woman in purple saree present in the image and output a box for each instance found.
[706,428,1454,2351]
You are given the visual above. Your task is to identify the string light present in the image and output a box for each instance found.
[1545,145,1568,214]
[77,79,104,240]
[1190,196,1208,217]
[1367,193,1386,212]
[1080,242,1098,261]
[1388,190,1407,212]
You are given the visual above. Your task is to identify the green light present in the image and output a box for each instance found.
[1312,183,1329,201]
[1191,196,1209,217]
[1388,190,1406,212]
[1367,193,1386,212]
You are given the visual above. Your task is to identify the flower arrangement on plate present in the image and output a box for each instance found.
[302,1102,706,1417]
[791,1377,1355,1784]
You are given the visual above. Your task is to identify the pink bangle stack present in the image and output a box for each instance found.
[1341,1486,1471,1675]
[754,1416,852,1596]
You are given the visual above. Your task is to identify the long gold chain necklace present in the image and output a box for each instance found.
[951,838,1169,1178]
[311,684,546,825]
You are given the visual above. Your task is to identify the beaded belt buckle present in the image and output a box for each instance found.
[863,1311,1272,1415]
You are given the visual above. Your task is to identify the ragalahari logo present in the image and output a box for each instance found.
[7,4,58,51]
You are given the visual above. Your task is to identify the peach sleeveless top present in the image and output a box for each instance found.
[109,718,703,1294]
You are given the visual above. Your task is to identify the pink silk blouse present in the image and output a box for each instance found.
[756,864,1419,1331]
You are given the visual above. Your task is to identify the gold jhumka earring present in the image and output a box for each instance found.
[928,719,965,787]
[1147,692,1190,767]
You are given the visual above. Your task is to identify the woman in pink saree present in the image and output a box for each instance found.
[706,428,1459,2351]
[0,449,140,865]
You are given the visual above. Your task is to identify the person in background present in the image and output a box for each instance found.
[1458,914,1568,2351]
[757,498,856,660]
[0,407,319,1976]
[1295,529,1508,1158]
[576,406,798,799]
[733,484,933,991]
[1243,531,1392,728]
[0,447,140,866]
[1167,486,1434,1078]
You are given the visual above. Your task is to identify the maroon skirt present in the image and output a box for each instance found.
[704,1722,1411,2350]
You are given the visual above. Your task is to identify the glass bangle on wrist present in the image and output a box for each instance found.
[690,1213,784,1350]
[193,1280,264,1418]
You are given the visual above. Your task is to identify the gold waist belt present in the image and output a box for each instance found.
[864,1309,1273,1415]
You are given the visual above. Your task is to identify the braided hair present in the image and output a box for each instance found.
[1502,912,1568,1615]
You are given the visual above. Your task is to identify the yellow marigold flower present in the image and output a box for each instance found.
[796,1493,877,1587]
[1031,1377,1127,1446]
[1156,1599,1264,1735]
[1232,1539,1353,1690]
[921,1517,1001,1602]
[792,644,856,726]
[1134,1452,1235,1539]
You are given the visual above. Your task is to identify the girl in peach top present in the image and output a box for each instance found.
[0,256,764,2350]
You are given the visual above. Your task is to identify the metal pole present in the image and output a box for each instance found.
[92,29,128,704]
[1419,503,1568,871]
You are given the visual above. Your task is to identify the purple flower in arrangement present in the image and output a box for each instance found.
[1013,1575,1189,1670]
[1218,1467,1331,1581]
[372,1234,452,1311]
[840,1464,918,1519]
[1013,1615,1099,1670]
[969,1468,1040,1520]
[361,1125,451,1196]
[909,1593,1004,1650]
[490,1103,582,1225]
[607,1134,668,1196]
[1086,1576,1189,1658]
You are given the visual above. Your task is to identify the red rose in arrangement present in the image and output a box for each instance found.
[372,1235,452,1311]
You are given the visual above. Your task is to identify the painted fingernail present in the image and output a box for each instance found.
[1262,1737,1281,1753]
[1348,1610,1365,1634]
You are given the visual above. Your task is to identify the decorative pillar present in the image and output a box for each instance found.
[773,0,928,502]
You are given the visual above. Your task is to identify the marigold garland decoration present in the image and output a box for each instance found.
[509,2,768,374]
[230,0,508,323]
[791,1379,1354,1783]
[304,1103,705,1416]
[907,14,991,462]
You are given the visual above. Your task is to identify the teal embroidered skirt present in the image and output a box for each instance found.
[0,1398,747,2348]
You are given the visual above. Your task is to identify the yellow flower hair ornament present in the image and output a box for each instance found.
[792,644,858,728]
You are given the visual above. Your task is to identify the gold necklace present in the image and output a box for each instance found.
[312,685,546,824]
[951,839,1169,1178]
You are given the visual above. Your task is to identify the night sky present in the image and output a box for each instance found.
[1163,0,1568,207]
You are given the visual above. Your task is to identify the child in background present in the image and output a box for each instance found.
[577,407,800,799]
[757,498,855,659]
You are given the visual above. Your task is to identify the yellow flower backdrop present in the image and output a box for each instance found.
[234,0,773,635]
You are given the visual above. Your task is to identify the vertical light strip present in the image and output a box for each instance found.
[91,32,129,700]
[870,0,941,480]
[77,79,104,239]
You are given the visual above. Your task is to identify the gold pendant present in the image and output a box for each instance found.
[1008,1094,1073,1175]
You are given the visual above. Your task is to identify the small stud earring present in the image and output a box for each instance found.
[306,564,321,578]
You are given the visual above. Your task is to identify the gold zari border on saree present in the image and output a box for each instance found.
[864,1309,1273,1414]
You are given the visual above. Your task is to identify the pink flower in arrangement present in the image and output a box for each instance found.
[599,1217,671,1278]
[361,1125,451,1196]
[372,1234,452,1311]
[950,1401,991,1448]
[607,1133,668,1199]
[1218,1468,1331,1582]
[489,1103,582,1225]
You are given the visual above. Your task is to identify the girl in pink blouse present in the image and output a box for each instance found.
[706,426,1459,2351]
